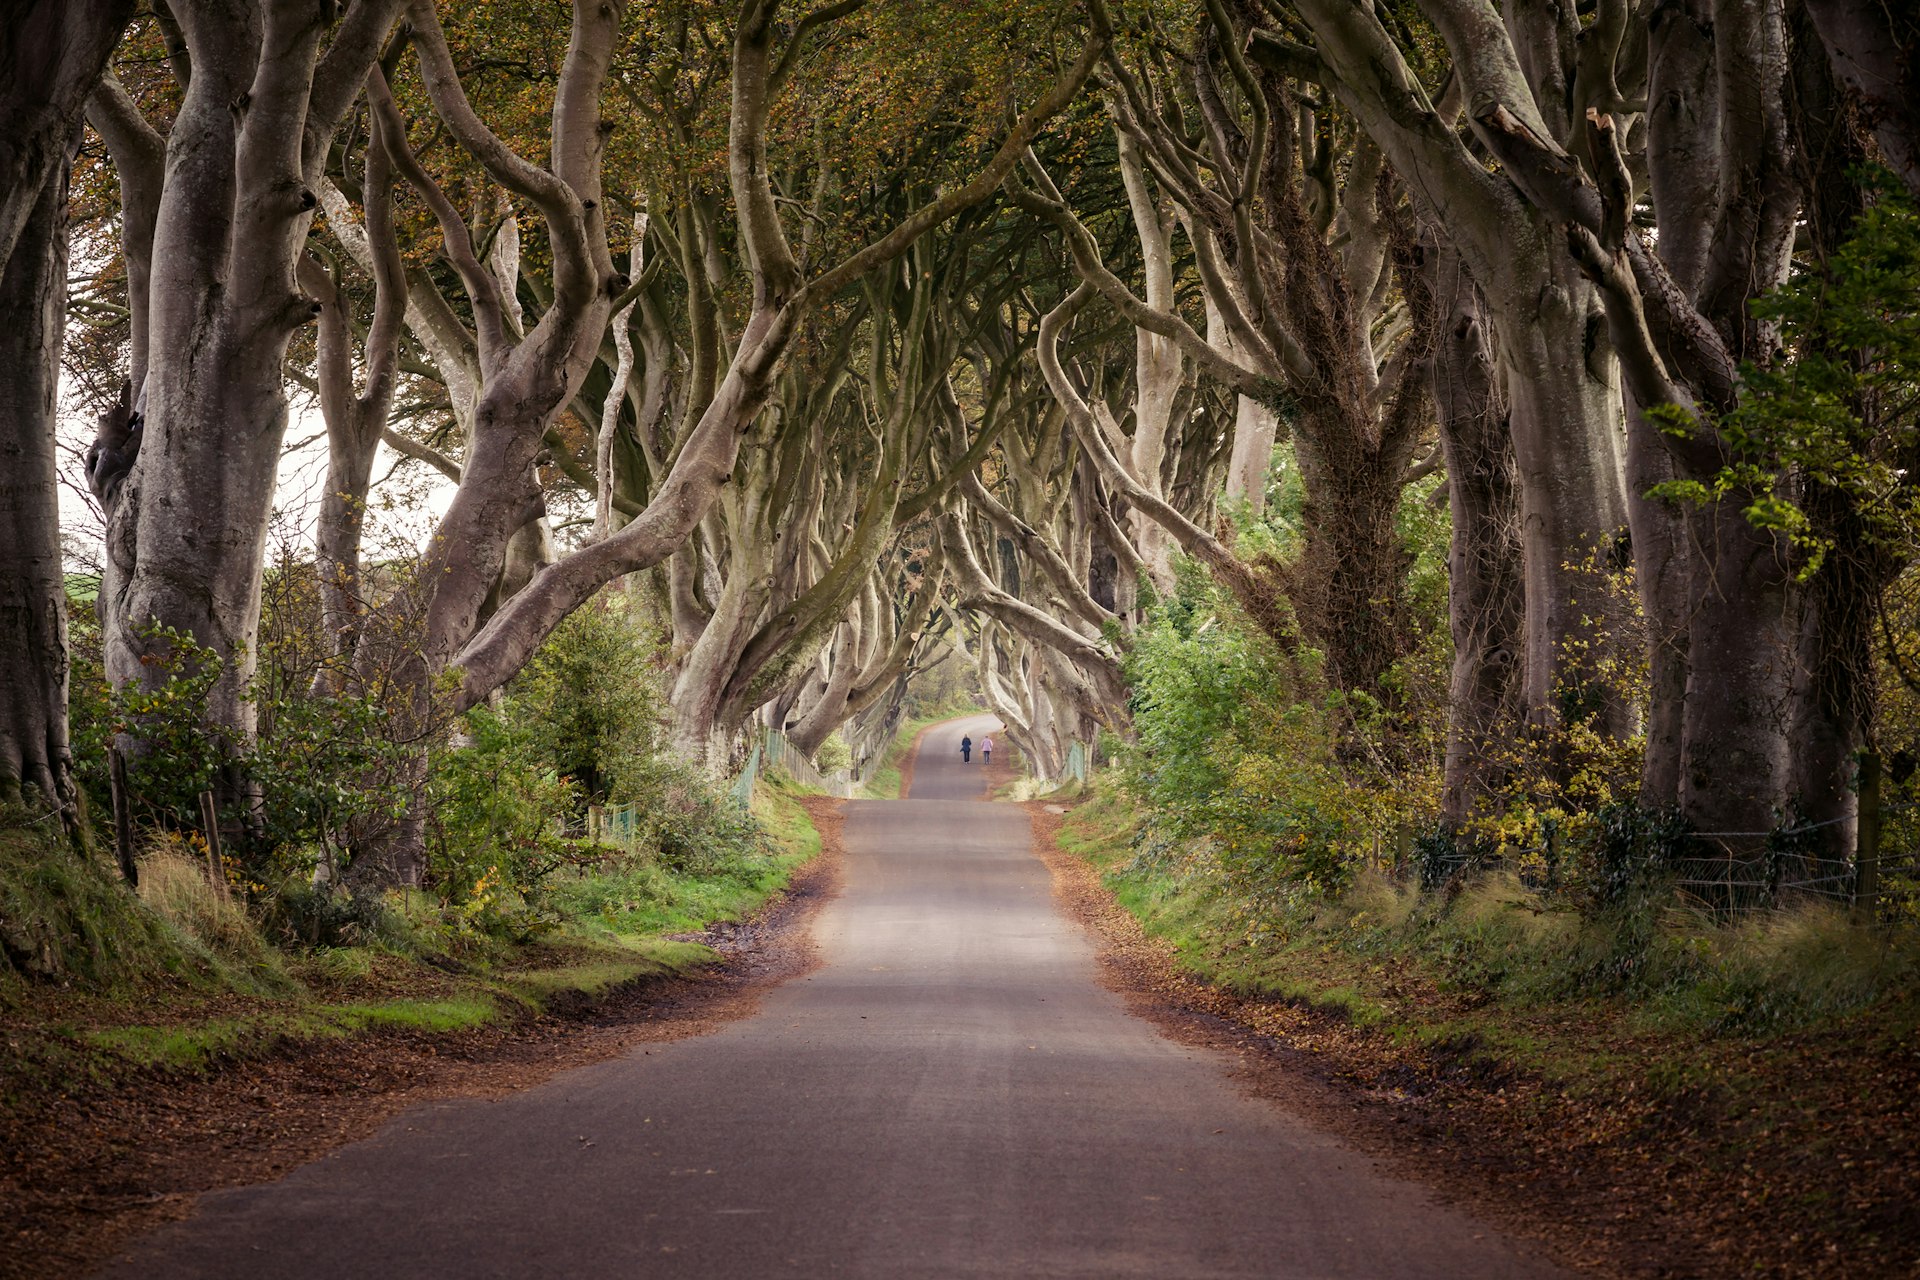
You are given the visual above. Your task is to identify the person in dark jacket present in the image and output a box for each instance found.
[960,735,973,763]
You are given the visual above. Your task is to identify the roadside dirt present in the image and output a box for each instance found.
[1023,800,1920,1280]
[0,795,845,1280]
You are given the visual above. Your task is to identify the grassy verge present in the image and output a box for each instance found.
[1054,780,1920,1277]
[1,781,821,1107]
[1060,782,1920,1041]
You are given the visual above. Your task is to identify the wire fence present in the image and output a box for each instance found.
[584,800,643,851]
[746,728,896,799]
[586,729,872,850]
[1061,739,1093,786]
[1414,800,1920,918]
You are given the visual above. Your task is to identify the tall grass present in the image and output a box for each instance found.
[1065,782,1920,1037]
[0,814,288,1000]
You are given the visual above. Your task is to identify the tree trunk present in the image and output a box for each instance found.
[1290,416,1411,694]
[1777,16,1877,875]
[1675,504,1797,841]
[668,529,774,771]
[1623,404,1690,809]
[1431,255,1524,825]
[0,1,136,264]
[102,2,403,801]
[1223,395,1278,515]
[1801,0,1920,198]
[0,161,75,819]
[787,619,861,759]
[1490,264,1632,734]
[1788,481,1876,875]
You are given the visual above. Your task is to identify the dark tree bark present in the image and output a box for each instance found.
[1428,245,1524,825]
[1291,0,1635,732]
[0,1,135,827]
[0,1,136,264]
[1801,0,1920,197]
[1782,12,1880,866]
[0,158,76,818]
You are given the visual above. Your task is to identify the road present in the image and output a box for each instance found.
[104,714,1563,1278]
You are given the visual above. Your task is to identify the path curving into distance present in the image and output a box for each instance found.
[103,713,1563,1278]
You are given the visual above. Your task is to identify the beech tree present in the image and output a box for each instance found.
[444,0,1113,716]
[30,0,1918,906]
[87,0,409,802]
[0,1,136,821]
[1287,0,1634,736]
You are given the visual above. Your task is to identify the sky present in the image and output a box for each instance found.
[55,389,460,573]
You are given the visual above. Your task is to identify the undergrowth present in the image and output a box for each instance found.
[0,776,820,1100]
[1061,780,1920,1040]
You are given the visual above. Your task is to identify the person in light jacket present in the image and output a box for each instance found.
[981,734,994,765]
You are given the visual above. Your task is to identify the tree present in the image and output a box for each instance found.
[88,0,408,805]
[0,0,136,823]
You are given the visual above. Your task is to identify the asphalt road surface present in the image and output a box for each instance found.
[104,715,1563,1278]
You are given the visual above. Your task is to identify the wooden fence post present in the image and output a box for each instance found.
[108,746,137,887]
[197,790,227,896]
[1856,751,1883,917]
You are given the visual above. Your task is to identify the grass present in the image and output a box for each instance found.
[1,778,823,1100]
[1059,778,1920,1058]
[1048,780,1920,1275]
[0,815,268,998]
[754,778,822,857]
[81,994,504,1071]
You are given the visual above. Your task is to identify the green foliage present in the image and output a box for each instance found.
[813,732,853,774]
[71,623,227,830]
[0,811,175,990]
[0,811,290,999]
[504,604,668,806]
[246,694,410,875]
[1120,556,1439,903]
[545,782,808,941]
[1063,784,1920,1040]
[66,615,409,891]
[1648,177,1920,577]
[426,608,767,936]
[425,704,583,935]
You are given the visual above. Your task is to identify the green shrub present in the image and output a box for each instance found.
[505,603,668,808]
[814,732,853,774]
[425,704,579,934]
[1120,561,1438,902]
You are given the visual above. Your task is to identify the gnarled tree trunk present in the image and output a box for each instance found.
[1430,248,1524,825]
[0,160,76,818]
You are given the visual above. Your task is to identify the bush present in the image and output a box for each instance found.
[814,732,852,774]
[1120,560,1437,902]
[505,604,668,807]
[425,704,580,932]
[66,617,410,893]
[423,608,765,934]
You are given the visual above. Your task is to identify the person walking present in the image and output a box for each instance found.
[981,734,994,766]
[960,735,972,763]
